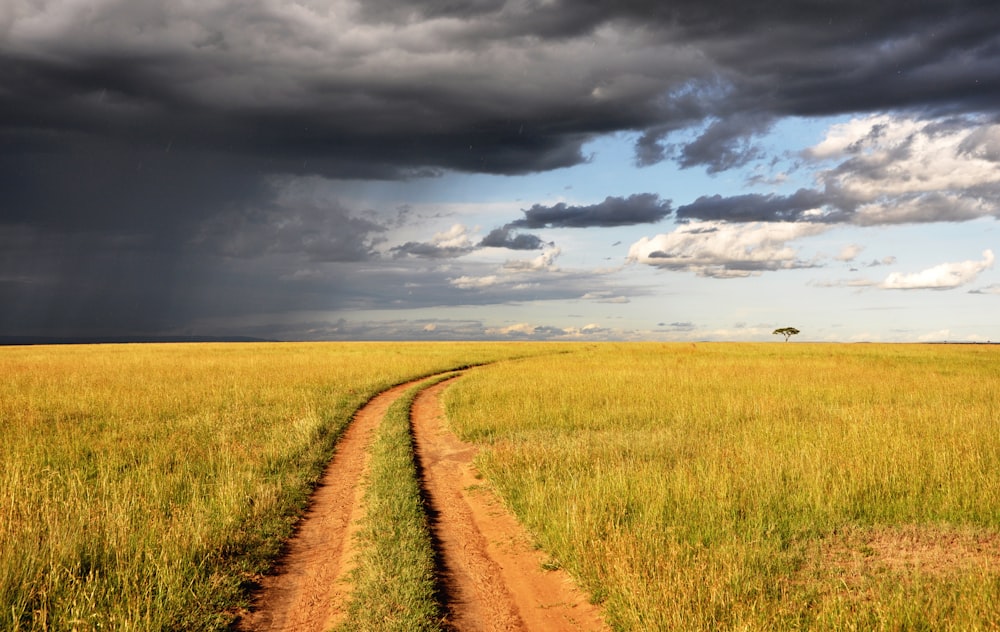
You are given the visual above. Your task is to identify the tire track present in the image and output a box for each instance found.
[237,379,423,632]
[412,379,608,632]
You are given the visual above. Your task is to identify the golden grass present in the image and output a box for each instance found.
[6,341,999,630]
[0,342,547,631]
[444,343,1000,631]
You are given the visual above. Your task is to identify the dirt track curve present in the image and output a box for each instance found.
[237,374,607,632]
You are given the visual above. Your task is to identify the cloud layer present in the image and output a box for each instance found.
[2,0,999,338]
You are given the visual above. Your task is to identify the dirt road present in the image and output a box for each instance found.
[238,374,606,632]
[237,380,418,632]
[412,379,607,632]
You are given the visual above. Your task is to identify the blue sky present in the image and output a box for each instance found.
[2,1,998,342]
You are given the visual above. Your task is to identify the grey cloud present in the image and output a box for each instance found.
[677,189,834,223]
[510,194,672,228]
[677,114,774,173]
[478,227,550,250]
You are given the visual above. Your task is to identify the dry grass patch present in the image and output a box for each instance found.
[799,524,1000,588]
[788,524,1000,629]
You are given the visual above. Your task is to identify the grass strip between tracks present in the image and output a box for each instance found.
[336,374,456,632]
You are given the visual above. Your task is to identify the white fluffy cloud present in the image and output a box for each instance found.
[808,114,1000,225]
[627,221,828,278]
[880,250,994,290]
[431,224,475,250]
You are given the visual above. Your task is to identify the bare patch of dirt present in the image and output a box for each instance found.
[236,380,420,632]
[411,379,609,632]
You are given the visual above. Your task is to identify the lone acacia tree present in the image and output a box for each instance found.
[773,327,800,341]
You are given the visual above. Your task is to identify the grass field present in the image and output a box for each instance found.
[0,342,544,631]
[445,343,1000,630]
[3,342,999,630]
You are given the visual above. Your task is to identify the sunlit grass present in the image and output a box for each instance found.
[0,342,548,631]
[7,341,999,630]
[445,343,1000,631]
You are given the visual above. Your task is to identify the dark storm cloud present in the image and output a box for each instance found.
[4,0,1000,336]
[4,0,998,192]
[510,194,672,228]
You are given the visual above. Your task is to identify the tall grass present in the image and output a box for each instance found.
[0,342,547,631]
[444,343,1000,630]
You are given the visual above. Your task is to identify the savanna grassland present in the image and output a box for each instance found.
[445,343,1000,630]
[3,341,999,631]
[0,342,545,631]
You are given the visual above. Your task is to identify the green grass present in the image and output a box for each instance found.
[0,342,551,631]
[444,343,1000,631]
[336,375,456,632]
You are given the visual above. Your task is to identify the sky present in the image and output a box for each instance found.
[2,0,999,342]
